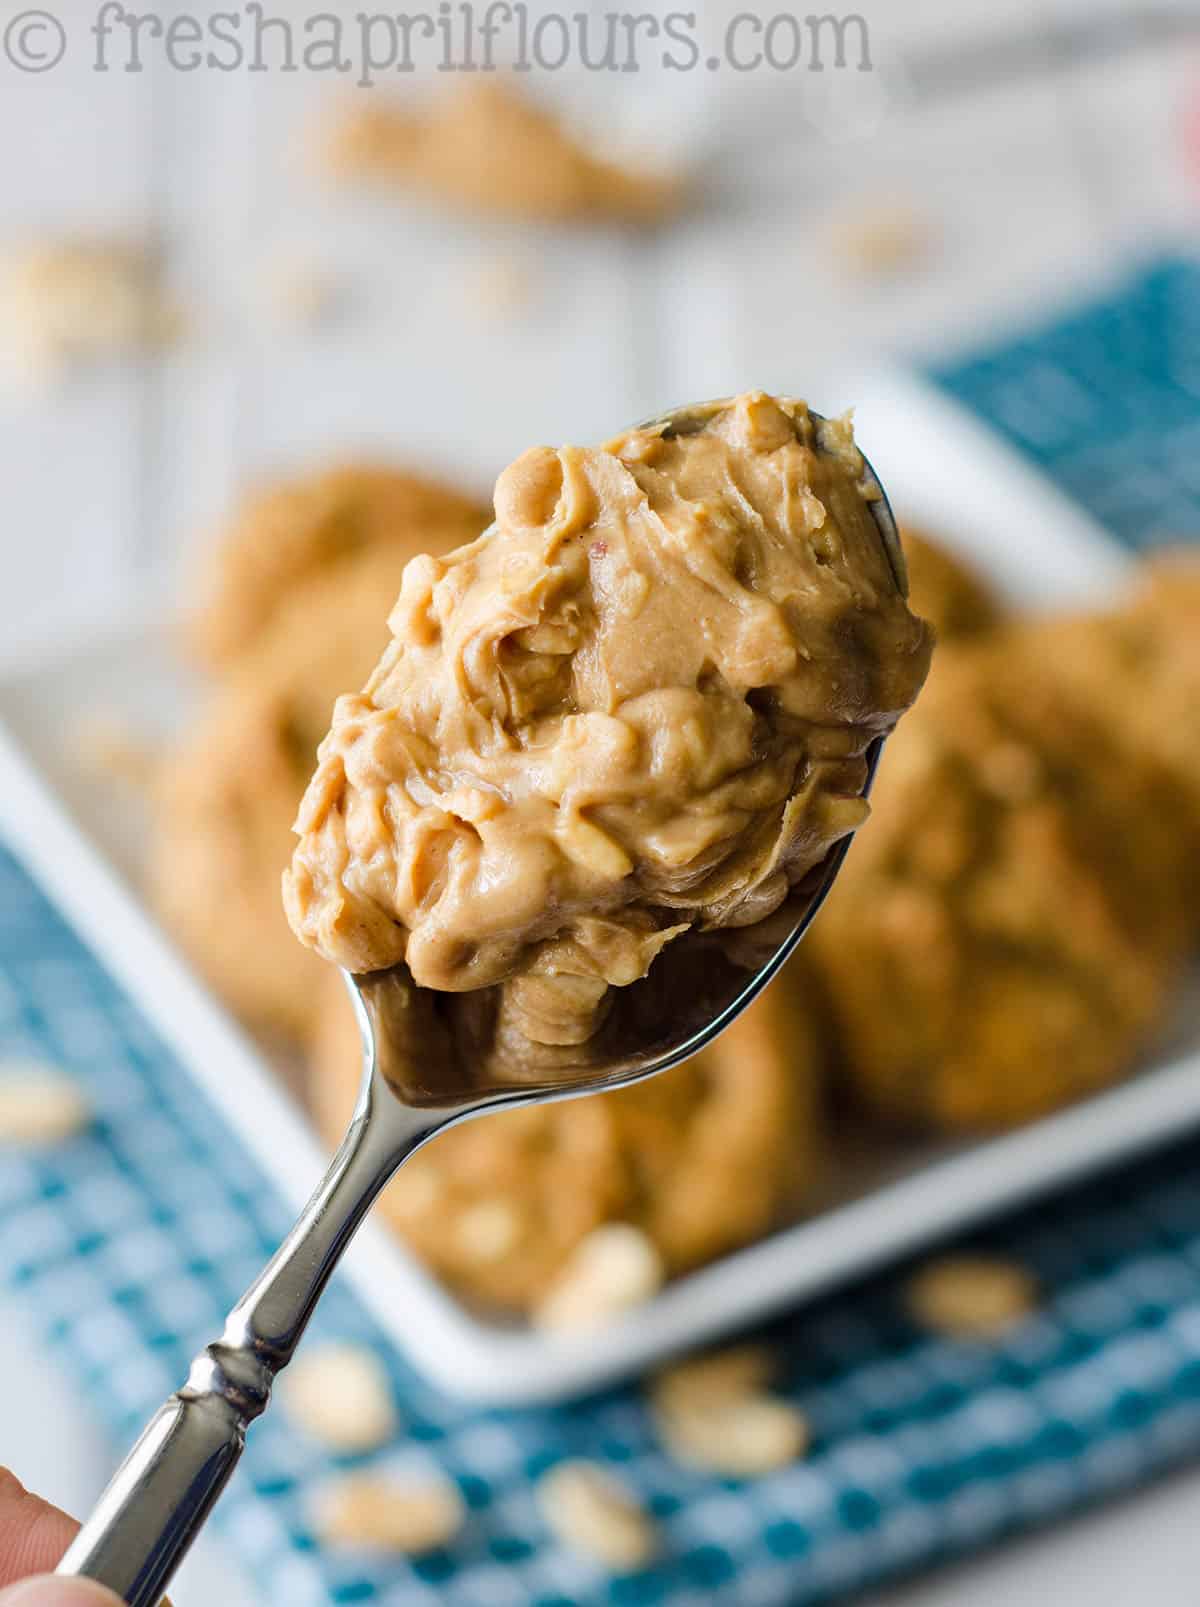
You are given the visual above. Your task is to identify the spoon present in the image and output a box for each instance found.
[56,404,905,1606]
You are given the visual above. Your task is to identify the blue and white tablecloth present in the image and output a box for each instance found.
[4,257,1200,1606]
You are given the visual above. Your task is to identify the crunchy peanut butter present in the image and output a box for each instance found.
[284,394,931,1056]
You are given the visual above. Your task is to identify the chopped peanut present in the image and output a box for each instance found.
[535,1224,664,1330]
[0,1063,90,1145]
[651,1344,773,1411]
[653,1394,809,1477]
[315,1471,464,1554]
[454,1198,524,1263]
[283,1342,397,1453]
[0,238,180,387]
[262,257,343,329]
[537,1460,658,1571]
[906,1253,1038,1340]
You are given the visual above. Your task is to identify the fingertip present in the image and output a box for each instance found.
[0,1576,123,1606]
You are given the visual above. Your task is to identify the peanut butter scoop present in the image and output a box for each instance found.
[284,394,931,1048]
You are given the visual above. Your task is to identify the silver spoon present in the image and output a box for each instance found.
[56,403,905,1606]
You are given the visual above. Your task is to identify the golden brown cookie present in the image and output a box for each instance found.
[191,462,488,667]
[152,545,421,1043]
[900,527,1002,641]
[808,635,1198,1132]
[322,81,685,226]
[1022,556,1200,833]
[307,959,825,1315]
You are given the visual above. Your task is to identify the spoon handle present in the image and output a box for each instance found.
[55,1077,442,1606]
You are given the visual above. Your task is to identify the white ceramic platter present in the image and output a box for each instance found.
[4,367,1196,1405]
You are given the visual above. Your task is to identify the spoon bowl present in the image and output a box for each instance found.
[352,738,884,1114]
[57,401,905,1607]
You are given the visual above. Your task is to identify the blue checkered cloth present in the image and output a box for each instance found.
[4,257,1200,1606]
[931,257,1200,545]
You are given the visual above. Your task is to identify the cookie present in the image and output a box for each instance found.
[307,958,825,1314]
[152,545,421,1042]
[191,462,487,667]
[322,81,685,226]
[900,527,1002,641]
[808,635,1197,1131]
[1023,556,1200,834]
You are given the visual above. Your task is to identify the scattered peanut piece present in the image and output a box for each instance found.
[0,239,181,387]
[0,1063,91,1145]
[71,711,160,793]
[826,198,933,279]
[454,1198,525,1264]
[537,1460,658,1572]
[650,1344,774,1412]
[463,256,535,322]
[653,1394,809,1478]
[649,1340,806,1477]
[905,1253,1038,1340]
[283,1342,397,1453]
[315,1471,464,1554]
[534,1224,664,1331]
[261,256,344,330]
[382,1162,444,1222]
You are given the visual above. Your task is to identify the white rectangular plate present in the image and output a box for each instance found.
[1,367,1195,1405]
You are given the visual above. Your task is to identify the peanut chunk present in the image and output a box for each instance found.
[454,1198,524,1263]
[462,255,535,321]
[315,1471,464,1554]
[534,1224,664,1330]
[905,1253,1038,1340]
[827,198,932,278]
[651,1344,774,1411]
[283,1342,397,1453]
[71,710,159,793]
[0,239,180,387]
[537,1460,658,1572]
[261,256,343,329]
[650,1343,807,1477]
[653,1394,809,1478]
[0,1063,90,1145]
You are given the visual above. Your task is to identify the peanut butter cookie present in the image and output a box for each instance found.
[809,635,1197,1131]
[153,545,420,1042]
[1023,556,1200,839]
[900,527,1002,641]
[191,462,487,667]
[323,80,685,226]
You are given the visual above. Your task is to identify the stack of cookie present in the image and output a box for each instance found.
[154,469,1200,1319]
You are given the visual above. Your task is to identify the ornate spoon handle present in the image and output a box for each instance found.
[56,1084,442,1606]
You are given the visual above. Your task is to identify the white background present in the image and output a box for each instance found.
[2,0,1200,1601]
